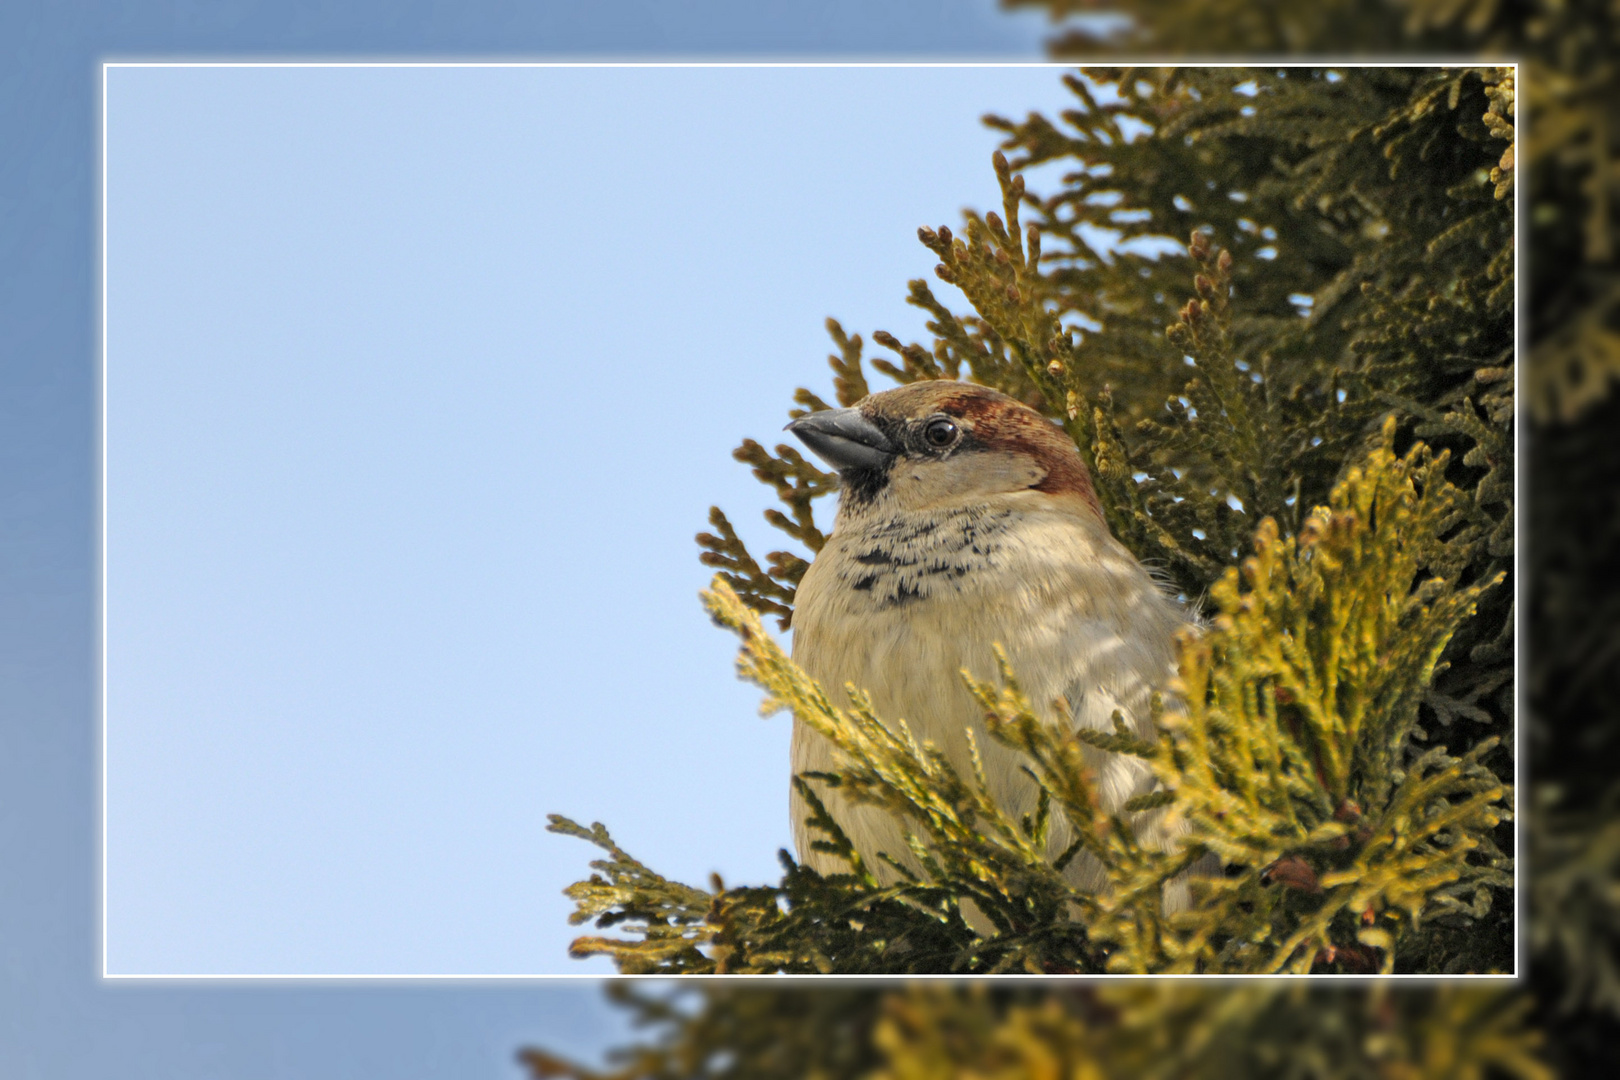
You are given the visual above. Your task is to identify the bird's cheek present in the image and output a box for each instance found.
[885,459,961,506]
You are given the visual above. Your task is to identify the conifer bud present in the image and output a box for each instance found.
[986,211,1004,234]
[995,248,1010,266]
[993,149,1008,175]
[1012,174,1025,197]
[1298,515,1323,547]
[1048,358,1065,376]
[1217,248,1233,272]
[917,226,937,245]
[1188,229,1211,259]
[938,224,952,246]
[1066,390,1080,420]
[1195,273,1216,298]
[873,330,899,348]
[935,264,955,283]
[1006,284,1021,302]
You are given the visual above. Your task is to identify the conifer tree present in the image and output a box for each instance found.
[550,66,1516,980]
[1013,0,1620,1068]
[527,3,1620,1076]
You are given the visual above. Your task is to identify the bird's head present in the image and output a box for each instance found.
[787,380,1103,521]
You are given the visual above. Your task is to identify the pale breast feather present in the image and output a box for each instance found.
[789,497,1188,888]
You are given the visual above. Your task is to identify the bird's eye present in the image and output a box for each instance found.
[922,417,959,449]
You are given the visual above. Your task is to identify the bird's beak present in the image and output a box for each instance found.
[785,408,897,472]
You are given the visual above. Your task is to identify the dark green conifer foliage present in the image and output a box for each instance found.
[1010,2,1616,436]
[552,66,1516,980]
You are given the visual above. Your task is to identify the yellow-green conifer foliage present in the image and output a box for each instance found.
[523,983,1551,1080]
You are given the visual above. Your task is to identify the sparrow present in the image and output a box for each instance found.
[785,379,1195,908]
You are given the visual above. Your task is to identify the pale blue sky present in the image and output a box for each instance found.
[104,65,1085,976]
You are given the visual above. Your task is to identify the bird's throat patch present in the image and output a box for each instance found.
[834,507,1013,609]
